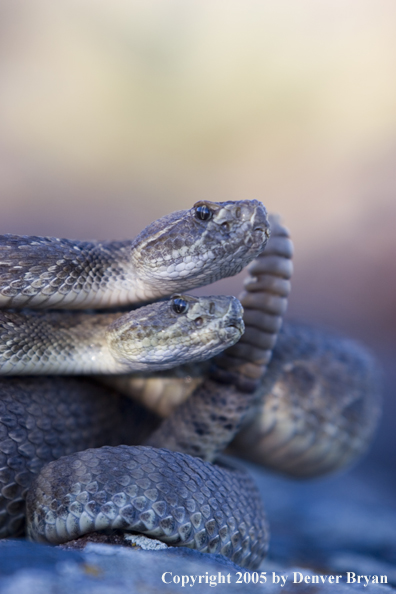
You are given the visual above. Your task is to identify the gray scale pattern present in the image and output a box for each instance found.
[26,445,269,570]
[0,236,127,306]
[0,377,155,539]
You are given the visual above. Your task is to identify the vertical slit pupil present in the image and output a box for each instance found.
[172,298,188,314]
[196,205,212,221]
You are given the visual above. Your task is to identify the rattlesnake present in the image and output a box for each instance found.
[0,201,380,570]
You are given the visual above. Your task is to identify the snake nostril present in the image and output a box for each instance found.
[209,302,216,315]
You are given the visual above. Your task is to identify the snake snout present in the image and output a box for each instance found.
[224,297,245,338]
[251,202,270,236]
[237,201,270,253]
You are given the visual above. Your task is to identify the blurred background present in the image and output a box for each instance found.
[0,1,395,483]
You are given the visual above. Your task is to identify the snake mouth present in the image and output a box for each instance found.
[252,227,267,242]
[223,296,244,339]
[228,322,243,332]
[225,319,245,340]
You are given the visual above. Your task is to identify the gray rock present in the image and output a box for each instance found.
[0,539,394,594]
[1,445,395,593]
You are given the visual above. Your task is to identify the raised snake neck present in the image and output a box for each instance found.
[0,200,268,309]
[0,295,243,375]
[0,200,265,375]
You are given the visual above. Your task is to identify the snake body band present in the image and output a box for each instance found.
[0,203,380,569]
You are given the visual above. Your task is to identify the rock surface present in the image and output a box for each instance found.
[0,460,395,593]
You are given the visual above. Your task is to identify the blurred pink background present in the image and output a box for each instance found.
[1,1,395,450]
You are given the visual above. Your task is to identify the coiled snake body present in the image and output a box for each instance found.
[0,200,380,570]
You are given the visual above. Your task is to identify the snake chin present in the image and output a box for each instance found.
[219,322,245,346]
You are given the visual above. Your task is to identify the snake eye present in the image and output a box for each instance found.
[195,204,212,221]
[172,297,189,314]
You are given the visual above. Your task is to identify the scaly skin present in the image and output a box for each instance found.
[0,377,157,539]
[0,295,244,375]
[0,210,381,569]
[102,216,293,412]
[229,322,381,477]
[26,446,268,570]
[0,200,269,309]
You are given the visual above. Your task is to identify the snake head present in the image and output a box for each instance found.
[129,200,270,301]
[106,294,244,372]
